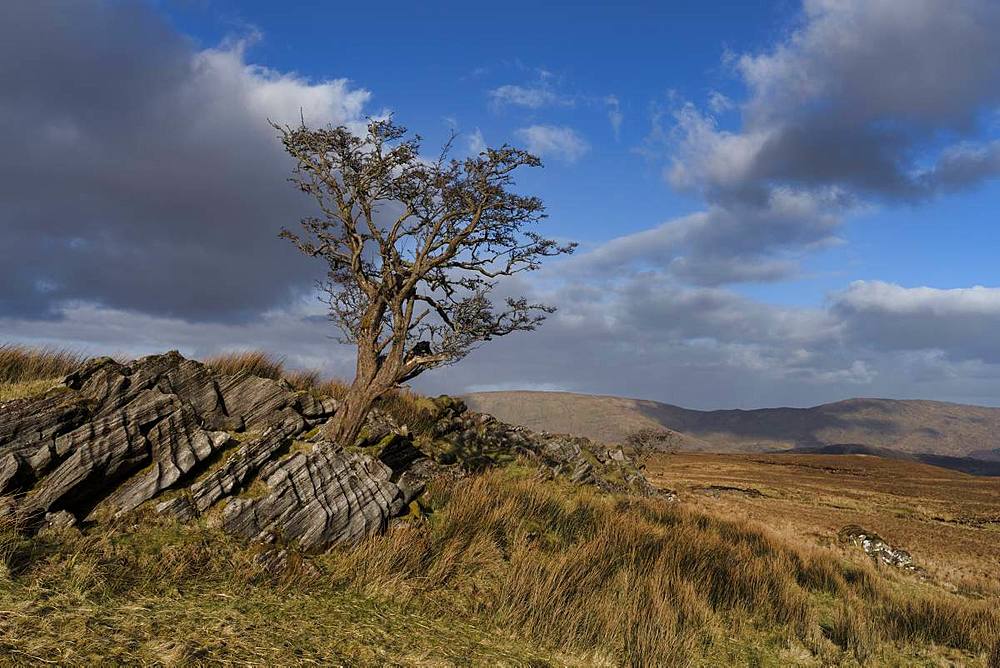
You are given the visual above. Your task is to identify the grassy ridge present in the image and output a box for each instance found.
[0,345,88,402]
[0,344,85,384]
[1,469,996,665]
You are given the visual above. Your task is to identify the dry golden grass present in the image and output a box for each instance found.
[0,345,88,403]
[0,379,60,403]
[0,510,565,665]
[0,468,996,665]
[646,452,1000,599]
[330,470,997,665]
[204,350,286,380]
[282,367,322,391]
[0,344,85,384]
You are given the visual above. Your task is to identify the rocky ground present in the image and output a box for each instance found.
[0,352,656,552]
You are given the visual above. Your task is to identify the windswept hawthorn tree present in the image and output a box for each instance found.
[276,119,575,444]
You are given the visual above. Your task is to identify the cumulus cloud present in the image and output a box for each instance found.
[0,0,371,322]
[568,187,843,285]
[420,276,1000,407]
[630,0,1000,287]
[515,125,590,163]
[716,0,1000,199]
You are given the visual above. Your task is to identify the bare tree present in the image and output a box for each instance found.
[275,118,575,444]
[624,428,679,466]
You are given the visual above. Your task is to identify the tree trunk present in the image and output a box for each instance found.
[326,385,379,445]
[325,335,395,445]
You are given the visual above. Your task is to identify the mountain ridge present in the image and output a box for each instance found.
[463,390,1000,461]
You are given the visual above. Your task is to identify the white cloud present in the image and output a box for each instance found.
[836,282,1000,317]
[632,0,1000,288]
[515,125,590,163]
[418,273,1000,408]
[567,186,843,285]
[833,282,1000,363]
[707,90,732,114]
[466,127,486,155]
[488,84,573,109]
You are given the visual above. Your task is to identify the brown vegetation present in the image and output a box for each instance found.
[0,345,89,403]
[0,344,85,385]
[0,468,995,665]
[646,452,1000,598]
[204,350,286,380]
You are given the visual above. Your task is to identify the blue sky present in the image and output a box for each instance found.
[158,0,1000,305]
[3,0,1000,408]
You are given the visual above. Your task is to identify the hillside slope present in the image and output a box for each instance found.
[463,391,1000,458]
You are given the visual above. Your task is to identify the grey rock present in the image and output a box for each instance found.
[19,389,183,519]
[0,391,90,484]
[0,453,31,496]
[296,394,338,420]
[42,510,76,531]
[155,408,306,521]
[104,425,232,516]
[838,525,919,570]
[216,373,296,431]
[355,409,400,447]
[222,446,404,551]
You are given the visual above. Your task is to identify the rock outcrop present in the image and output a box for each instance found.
[0,352,658,551]
[838,525,919,571]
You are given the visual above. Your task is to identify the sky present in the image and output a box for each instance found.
[3,0,1000,409]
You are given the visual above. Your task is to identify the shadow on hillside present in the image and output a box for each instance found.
[633,399,901,447]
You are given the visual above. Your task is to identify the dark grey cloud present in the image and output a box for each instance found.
[0,0,370,321]
[606,0,1000,287]
[729,0,1000,198]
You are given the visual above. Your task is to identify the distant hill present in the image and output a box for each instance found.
[463,391,1000,460]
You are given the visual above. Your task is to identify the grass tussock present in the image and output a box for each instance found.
[0,470,996,664]
[0,344,85,385]
[204,350,286,380]
[330,471,998,665]
[0,512,553,665]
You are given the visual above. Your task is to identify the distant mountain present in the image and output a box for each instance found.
[463,391,1000,460]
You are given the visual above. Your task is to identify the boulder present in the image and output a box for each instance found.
[838,525,918,570]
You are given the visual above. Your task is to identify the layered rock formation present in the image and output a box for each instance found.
[0,352,657,551]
